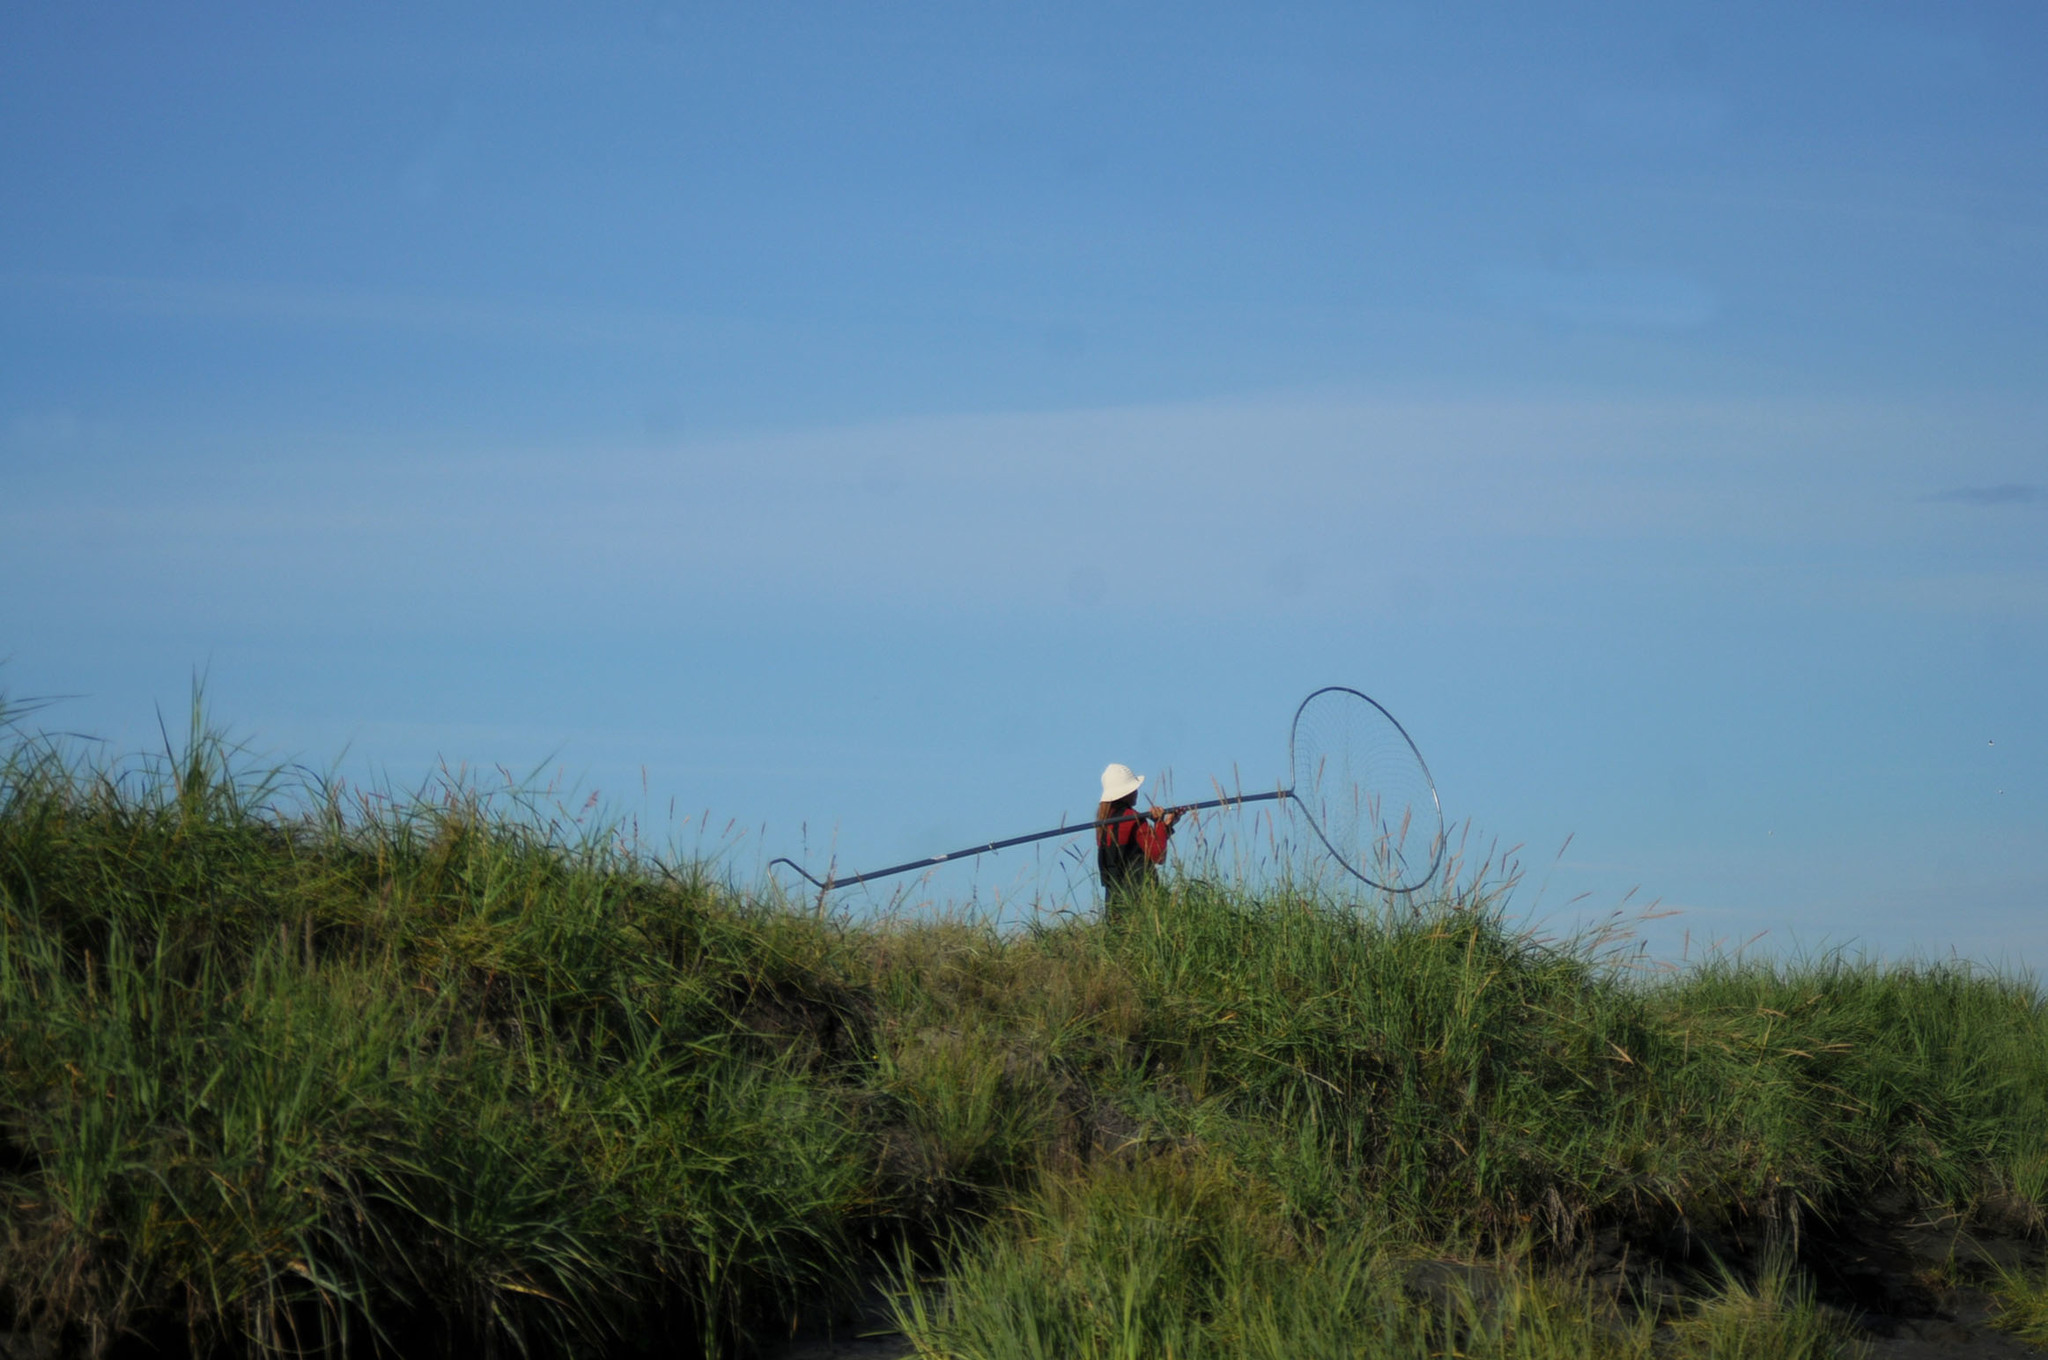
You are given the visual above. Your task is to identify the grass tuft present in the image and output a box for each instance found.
[1990,1261,2048,1347]
[2,697,2044,1357]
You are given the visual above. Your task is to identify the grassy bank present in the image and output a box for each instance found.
[2,707,2044,1357]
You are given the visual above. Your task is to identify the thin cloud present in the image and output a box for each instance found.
[1,388,1976,626]
[1922,484,2047,506]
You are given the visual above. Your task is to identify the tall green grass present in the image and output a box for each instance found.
[890,1158,1859,1360]
[2,699,2044,1356]
[0,709,868,1356]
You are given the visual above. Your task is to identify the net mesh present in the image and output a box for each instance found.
[1287,686,1444,893]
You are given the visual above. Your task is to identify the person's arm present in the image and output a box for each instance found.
[1136,814,1174,863]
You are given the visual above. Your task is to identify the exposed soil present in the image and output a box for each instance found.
[1800,1191,2045,1360]
[2,1199,2033,1359]
[1404,1190,2048,1360]
[763,1193,2048,1360]
[766,1283,915,1360]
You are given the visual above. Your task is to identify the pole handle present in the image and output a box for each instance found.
[767,789,1290,891]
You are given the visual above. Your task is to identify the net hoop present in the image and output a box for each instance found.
[1286,686,1445,894]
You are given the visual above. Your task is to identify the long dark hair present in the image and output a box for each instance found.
[1096,791,1137,823]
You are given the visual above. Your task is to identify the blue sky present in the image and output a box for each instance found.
[4,4,2043,962]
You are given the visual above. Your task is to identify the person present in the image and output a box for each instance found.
[1095,762,1182,916]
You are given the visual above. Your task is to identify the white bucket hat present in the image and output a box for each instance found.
[1099,763,1144,802]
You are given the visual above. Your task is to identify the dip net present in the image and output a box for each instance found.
[1287,686,1445,894]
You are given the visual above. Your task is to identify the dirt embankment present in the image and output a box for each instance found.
[767,1192,2048,1360]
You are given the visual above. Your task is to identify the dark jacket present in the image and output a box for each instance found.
[1097,809,1173,904]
